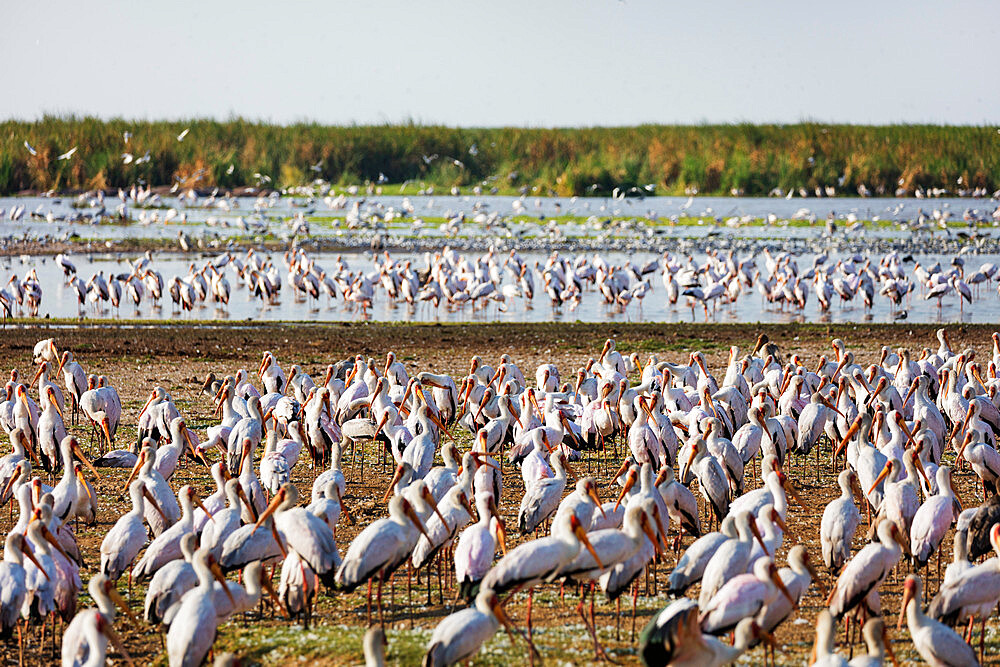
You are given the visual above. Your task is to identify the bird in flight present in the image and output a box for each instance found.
[23,140,37,156]
[57,147,78,161]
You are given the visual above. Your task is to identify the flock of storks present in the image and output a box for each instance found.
[0,329,999,665]
[0,243,987,323]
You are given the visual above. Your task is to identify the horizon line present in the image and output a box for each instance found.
[3,114,999,130]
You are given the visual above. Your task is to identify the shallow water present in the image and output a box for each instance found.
[2,193,998,324]
[2,249,994,325]
[1,193,997,244]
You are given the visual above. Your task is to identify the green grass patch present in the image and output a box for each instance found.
[616,337,722,354]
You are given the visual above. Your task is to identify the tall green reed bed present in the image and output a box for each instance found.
[2,117,997,197]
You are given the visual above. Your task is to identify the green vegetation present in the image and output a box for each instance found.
[615,337,725,354]
[3,117,998,197]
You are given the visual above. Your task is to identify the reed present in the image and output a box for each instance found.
[1,116,997,197]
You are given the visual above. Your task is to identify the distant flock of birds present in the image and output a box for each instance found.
[5,167,1000,255]
[0,328,999,664]
[0,245,991,322]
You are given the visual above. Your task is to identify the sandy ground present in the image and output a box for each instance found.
[1,322,998,666]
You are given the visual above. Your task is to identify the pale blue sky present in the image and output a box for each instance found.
[3,0,996,126]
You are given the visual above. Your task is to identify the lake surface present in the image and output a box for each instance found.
[1,193,998,323]
[1,193,997,244]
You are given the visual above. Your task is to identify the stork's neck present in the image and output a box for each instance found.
[59,458,75,490]
[128,486,145,518]
[179,493,194,523]
[13,485,32,532]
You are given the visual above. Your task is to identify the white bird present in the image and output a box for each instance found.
[33,338,59,365]
[810,610,852,667]
[639,599,767,667]
[870,450,926,540]
[252,483,340,586]
[335,495,430,622]
[57,351,87,425]
[125,445,181,537]
[699,511,766,608]
[100,480,164,581]
[927,523,1000,630]
[50,436,99,525]
[278,550,317,623]
[829,519,906,621]
[454,491,505,600]
[312,441,346,503]
[821,469,862,573]
[667,515,734,595]
[910,466,960,568]
[517,451,569,534]
[898,574,979,667]
[132,486,213,581]
[60,574,134,667]
[656,463,701,538]
[165,548,229,667]
[700,556,795,635]
[481,509,602,599]
[21,511,61,622]
[756,545,824,637]
[558,502,660,659]
[306,478,350,534]
[0,532,44,644]
[956,429,1000,498]
[848,618,896,667]
[681,436,730,525]
[155,417,198,481]
[411,485,475,571]
[143,534,199,626]
[422,589,520,666]
[0,428,38,497]
[211,560,279,622]
[260,430,292,494]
